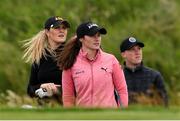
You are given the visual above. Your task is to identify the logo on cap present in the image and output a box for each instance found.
[87,23,98,29]
[129,37,136,43]
[55,17,63,21]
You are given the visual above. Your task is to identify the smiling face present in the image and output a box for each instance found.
[46,24,68,49]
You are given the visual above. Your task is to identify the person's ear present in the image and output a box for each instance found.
[121,52,126,58]
[45,29,49,36]
[79,38,83,42]
[45,29,49,33]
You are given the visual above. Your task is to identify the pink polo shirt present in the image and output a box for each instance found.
[62,49,128,108]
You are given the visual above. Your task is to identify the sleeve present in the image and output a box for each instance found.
[62,69,76,107]
[154,72,169,107]
[27,64,41,97]
[112,57,128,108]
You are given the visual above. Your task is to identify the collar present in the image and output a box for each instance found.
[79,49,101,62]
[124,62,143,72]
[45,42,65,57]
[55,42,65,52]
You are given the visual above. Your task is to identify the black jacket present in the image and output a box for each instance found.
[27,46,63,97]
[123,63,168,106]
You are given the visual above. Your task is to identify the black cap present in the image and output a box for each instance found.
[120,37,145,52]
[44,16,70,30]
[76,21,107,39]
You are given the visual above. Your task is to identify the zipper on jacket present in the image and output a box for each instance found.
[90,62,94,105]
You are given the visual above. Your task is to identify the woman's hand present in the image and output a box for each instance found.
[40,83,58,95]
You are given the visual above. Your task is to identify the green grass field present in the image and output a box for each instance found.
[0,105,180,120]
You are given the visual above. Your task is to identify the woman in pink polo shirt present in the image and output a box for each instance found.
[58,21,128,108]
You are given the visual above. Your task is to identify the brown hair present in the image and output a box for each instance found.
[57,36,82,70]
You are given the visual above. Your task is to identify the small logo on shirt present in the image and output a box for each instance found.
[101,67,108,72]
[75,70,85,75]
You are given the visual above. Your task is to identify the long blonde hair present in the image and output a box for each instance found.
[22,30,51,64]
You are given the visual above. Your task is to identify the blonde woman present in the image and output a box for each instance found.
[23,16,70,105]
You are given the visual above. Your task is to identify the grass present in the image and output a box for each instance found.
[0,105,180,120]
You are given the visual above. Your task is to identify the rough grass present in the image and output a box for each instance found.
[0,105,179,120]
[0,90,179,120]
